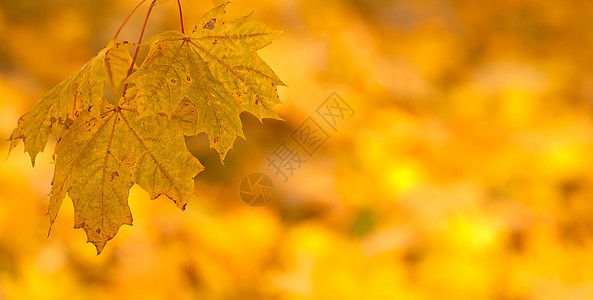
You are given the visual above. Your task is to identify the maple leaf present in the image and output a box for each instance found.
[8,2,284,253]
[126,2,285,159]
[50,102,202,253]
[9,41,134,166]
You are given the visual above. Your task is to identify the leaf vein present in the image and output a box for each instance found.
[120,113,182,201]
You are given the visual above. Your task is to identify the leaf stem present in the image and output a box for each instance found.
[176,0,185,34]
[122,0,156,97]
[113,0,148,40]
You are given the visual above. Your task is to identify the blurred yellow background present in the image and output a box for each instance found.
[2,0,593,299]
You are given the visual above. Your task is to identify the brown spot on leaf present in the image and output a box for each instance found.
[171,78,177,84]
[64,118,74,129]
[97,228,101,234]
[186,75,191,82]
[203,18,216,30]
[214,137,220,143]
[110,171,119,182]
[86,118,98,132]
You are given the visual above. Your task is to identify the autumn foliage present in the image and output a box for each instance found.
[9,2,283,253]
[2,0,593,299]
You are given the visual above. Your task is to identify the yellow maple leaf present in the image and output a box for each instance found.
[8,2,284,254]
[9,40,134,166]
[126,2,285,159]
[50,102,203,253]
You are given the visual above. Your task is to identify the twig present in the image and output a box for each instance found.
[176,0,185,34]
[114,0,149,40]
[122,0,156,96]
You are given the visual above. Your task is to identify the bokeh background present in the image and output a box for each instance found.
[1,0,593,299]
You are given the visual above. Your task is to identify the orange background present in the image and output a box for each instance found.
[1,0,593,299]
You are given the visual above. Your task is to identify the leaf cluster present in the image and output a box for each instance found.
[9,2,284,253]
